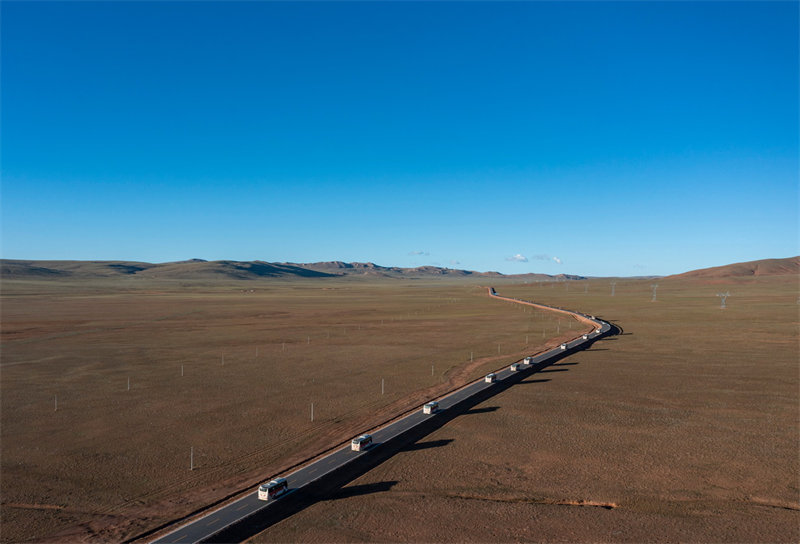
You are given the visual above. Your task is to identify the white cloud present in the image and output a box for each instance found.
[552,256,562,264]
[408,250,430,256]
[506,254,529,262]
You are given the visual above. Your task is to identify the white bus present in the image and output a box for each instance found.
[582,334,589,340]
[560,343,567,350]
[523,357,533,365]
[484,373,496,383]
[258,477,289,501]
[510,363,521,371]
[351,434,373,451]
[423,401,439,414]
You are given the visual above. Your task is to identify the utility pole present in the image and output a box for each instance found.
[610,282,616,296]
[717,292,730,309]
[190,447,194,471]
[651,284,658,302]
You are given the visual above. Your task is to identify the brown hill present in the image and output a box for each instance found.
[0,259,584,281]
[667,256,800,280]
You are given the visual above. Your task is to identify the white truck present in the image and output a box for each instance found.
[423,401,439,414]
[484,373,496,383]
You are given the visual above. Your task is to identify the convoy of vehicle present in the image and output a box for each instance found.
[253,296,608,508]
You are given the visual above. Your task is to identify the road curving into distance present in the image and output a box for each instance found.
[147,289,614,544]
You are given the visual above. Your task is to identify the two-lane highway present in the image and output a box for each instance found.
[151,290,612,544]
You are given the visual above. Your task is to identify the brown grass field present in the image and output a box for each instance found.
[1,276,587,543]
[249,275,799,543]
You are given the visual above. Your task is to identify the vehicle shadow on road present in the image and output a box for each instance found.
[538,368,569,373]
[518,378,551,384]
[401,438,455,451]
[463,406,499,415]
[328,481,399,500]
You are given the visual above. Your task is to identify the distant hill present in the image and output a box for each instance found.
[667,256,800,280]
[1,259,585,281]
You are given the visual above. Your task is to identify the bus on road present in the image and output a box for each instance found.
[351,434,373,451]
[423,401,439,414]
[258,477,289,501]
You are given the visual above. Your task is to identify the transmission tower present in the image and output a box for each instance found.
[610,281,616,297]
[651,284,658,302]
[717,292,730,309]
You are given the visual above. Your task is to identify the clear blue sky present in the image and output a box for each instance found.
[2,1,797,276]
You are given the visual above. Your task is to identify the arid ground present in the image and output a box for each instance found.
[1,276,587,543]
[249,275,799,543]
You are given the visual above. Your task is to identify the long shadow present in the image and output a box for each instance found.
[401,438,454,451]
[551,362,578,366]
[149,315,621,544]
[463,406,499,415]
[328,481,398,500]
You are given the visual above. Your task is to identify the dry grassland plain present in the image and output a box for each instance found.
[0,277,587,543]
[251,276,799,543]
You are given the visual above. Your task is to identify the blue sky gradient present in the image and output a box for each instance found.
[2,1,797,276]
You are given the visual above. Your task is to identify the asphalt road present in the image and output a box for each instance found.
[151,291,611,544]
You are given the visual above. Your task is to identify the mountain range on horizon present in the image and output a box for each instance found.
[1,256,797,282]
[0,258,585,281]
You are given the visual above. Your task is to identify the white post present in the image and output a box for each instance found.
[431,364,434,376]
[127,377,130,391]
[54,395,58,411]
[381,378,384,395]
[307,335,310,344]
[181,364,184,377]
[311,403,314,422]
[190,446,194,471]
